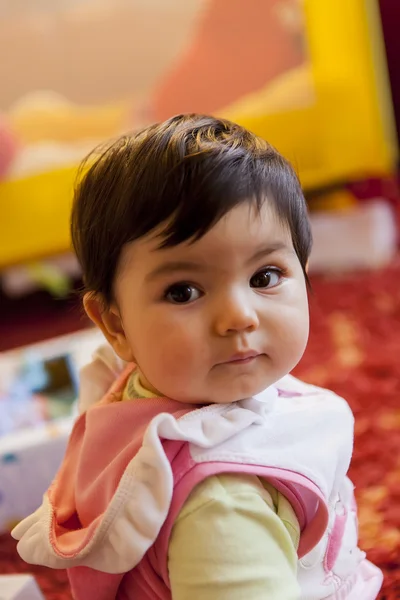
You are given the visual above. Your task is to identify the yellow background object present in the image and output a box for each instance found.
[308,190,358,213]
[0,0,396,269]
[232,0,397,189]
[0,166,76,268]
[9,98,130,144]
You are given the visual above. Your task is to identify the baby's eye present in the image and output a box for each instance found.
[165,284,202,304]
[250,268,281,289]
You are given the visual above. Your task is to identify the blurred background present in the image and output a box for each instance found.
[0,1,399,598]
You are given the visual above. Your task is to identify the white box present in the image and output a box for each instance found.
[0,574,44,600]
[309,199,397,273]
[0,416,73,533]
[0,328,103,533]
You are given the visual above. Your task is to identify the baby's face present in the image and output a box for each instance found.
[112,202,309,404]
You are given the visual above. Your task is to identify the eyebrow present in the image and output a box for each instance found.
[145,261,207,282]
[145,243,292,282]
[247,242,293,264]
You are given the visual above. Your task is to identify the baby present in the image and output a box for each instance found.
[13,114,383,599]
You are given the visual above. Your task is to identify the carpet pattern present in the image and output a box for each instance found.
[1,260,400,598]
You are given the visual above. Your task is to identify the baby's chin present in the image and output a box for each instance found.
[144,371,278,405]
[215,380,277,404]
[161,389,242,406]
[174,384,274,405]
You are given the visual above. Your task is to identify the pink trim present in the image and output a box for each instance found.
[265,478,306,530]
[155,452,329,588]
[277,388,303,398]
[324,503,347,572]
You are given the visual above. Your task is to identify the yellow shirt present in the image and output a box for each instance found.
[124,372,301,599]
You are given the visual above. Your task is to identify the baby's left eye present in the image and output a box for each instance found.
[250,268,281,289]
[164,284,202,304]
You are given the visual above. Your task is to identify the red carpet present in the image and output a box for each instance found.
[1,259,400,597]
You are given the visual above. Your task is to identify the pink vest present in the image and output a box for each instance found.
[13,362,383,599]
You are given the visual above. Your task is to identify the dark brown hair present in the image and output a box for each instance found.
[71,114,312,303]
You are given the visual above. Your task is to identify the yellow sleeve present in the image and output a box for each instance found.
[168,473,301,600]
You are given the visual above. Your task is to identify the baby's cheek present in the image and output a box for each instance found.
[276,304,308,343]
[275,323,308,373]
[165,342,196,376]
[153,327,198,375]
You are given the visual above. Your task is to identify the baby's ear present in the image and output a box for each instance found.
[83,293,134,362]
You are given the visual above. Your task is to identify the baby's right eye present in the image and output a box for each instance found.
[164,284,202,304]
